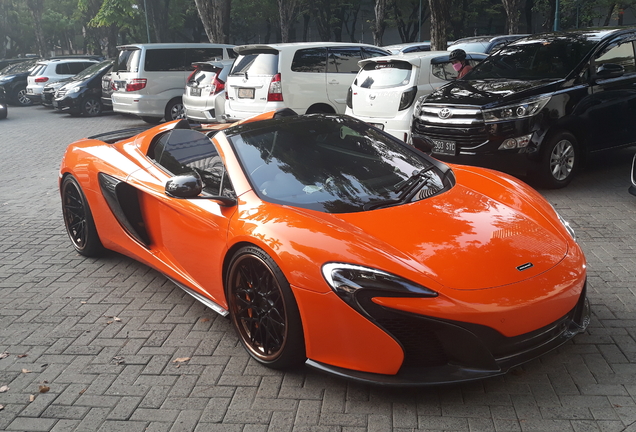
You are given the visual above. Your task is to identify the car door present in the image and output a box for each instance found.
[586,38,636,151]
[129,128,237,304]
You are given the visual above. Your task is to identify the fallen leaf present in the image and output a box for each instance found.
[0,385,8,393]
[79,388,86,395]
[0,404,4,410]
[0,352,8,359]
[29,395,35,402]
[81,301,87,304]
[17,354,28,358]
[22,369,31,374]
[200,318,210,322]
[172,357,190,363]
[113,317,121,322]
[106,321,113,324]
[39,385,50,393]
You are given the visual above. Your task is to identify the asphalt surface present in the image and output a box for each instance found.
[0,104,635,432]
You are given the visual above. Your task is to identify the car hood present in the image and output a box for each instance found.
[330,173,568,291]
[425,78,561,107]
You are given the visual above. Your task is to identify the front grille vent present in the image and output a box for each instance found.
[416,104,484,126]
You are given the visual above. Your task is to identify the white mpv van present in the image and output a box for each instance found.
[345,51,485,142]
[110,43,235,123]
[223,42,389,120]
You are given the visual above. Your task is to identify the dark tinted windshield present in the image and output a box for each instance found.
[357,61,412,89]
[116,49,140,72]
[230,53,278,76]
[2,60,37,74]
[72,60,112,80]
[228,115,451,213]
[467,36,597,80]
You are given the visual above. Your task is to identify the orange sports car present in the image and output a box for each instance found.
[59,110,590,385]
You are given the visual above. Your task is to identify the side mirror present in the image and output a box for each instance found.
[165,173,202,198]
[595,63,624,80]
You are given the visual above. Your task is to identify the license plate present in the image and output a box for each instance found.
[190,87,201,97]
[238,88,255,99]
[369,123,384,130]
[431,139,456,156]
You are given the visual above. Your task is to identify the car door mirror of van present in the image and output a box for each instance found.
[595,63,624,80]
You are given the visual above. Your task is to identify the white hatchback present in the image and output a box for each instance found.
[345,51,486,143]
[224,42,389,120]
[183,60,233,123]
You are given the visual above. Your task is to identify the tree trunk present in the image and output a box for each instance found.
[279,0,301,43]
[603,3,616,26]
[428,0,449,51]
[373,0,388,46]
[501,0,522,34]
[194,0,232,43]
[303,13,310,42]
[26,0,46,57]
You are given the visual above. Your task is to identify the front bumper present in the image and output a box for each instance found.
[307,283,590,386]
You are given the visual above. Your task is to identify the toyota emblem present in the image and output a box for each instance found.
[438,108,452,119]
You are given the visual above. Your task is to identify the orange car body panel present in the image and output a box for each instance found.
[59,115,587,377]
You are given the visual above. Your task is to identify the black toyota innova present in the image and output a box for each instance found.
[412,29,636,188]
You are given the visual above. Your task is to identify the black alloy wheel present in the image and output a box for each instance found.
[81,97,102,117]
[226,246,305,369]
[61,175,104,257]
[535,131,579,189]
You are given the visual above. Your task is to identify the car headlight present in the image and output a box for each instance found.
[322,263,437,311]
[413,95,426,117]
[551,207,576,242]
[482,95,551,123]
[67,86,81,94]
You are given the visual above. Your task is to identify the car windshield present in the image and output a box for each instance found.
[3,59,37,74]
[467,36,597,80]
[448,41,490,53]
[73,60,111,80]
[227,115,452,213]
[356,61,413,89]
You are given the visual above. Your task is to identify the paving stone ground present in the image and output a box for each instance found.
[0,104,635,432]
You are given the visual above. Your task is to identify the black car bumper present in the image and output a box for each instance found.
[306,283,590,386]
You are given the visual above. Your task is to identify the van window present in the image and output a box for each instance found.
[328,47,363,73]
[595,42,636,74]
[291,48,327,73]
[116,49,140,73]
[145,49,186,72]
[230,53,278,76]
[357,61,412,89]
[186,48,224,66]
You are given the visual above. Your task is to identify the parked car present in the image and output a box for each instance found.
[447,34,529,54]
[109,43,236,124]
[630,153,636,196]
[59,110,589,385]
[345,51,486,142]
[412,29,636,188]
[224,42,390,120]
[101,69,113,110]
[0,57,37,71]
[26,58,99,104]
[0,86,7,119]
[53,60,114,116]
[42,77,73,107]
[0,59,39,106]
[383,42,431,55]
[183,59,233,123]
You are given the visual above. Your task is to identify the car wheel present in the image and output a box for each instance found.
[61,175,104,257]
[535,131,579,189]
[226,245,305,369]
[141,116,162,124]
[165,98,185,121]
[0,107,7,120]
[15,87,33,106]
[81,97,102,117]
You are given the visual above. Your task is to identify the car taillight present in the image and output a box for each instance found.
[346,87,353,109]
[398,86,417,111]
[267,73,283,102]
[125,78,147,92]
[35,77,49,83]
[212,76,225,95]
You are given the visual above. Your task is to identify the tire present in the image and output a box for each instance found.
[534,131,579,189]
[226,245,305,369]
[0,107,7,120]
[81,97,102,117]
[165,98,185,121]
[61,175,104,257]
[14,87,33,106]
[141,116,162,124]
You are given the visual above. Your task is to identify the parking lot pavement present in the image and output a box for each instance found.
[0,104,635,432]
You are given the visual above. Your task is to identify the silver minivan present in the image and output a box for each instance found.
[346,51,485,142]
[224,42,389,120]
[110,43,235,123]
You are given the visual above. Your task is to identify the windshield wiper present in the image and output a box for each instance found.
[363,167,434,211]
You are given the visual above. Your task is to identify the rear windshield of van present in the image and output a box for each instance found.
[116,49,140,73]
[356,61,412,89]
[230,53,278,76]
